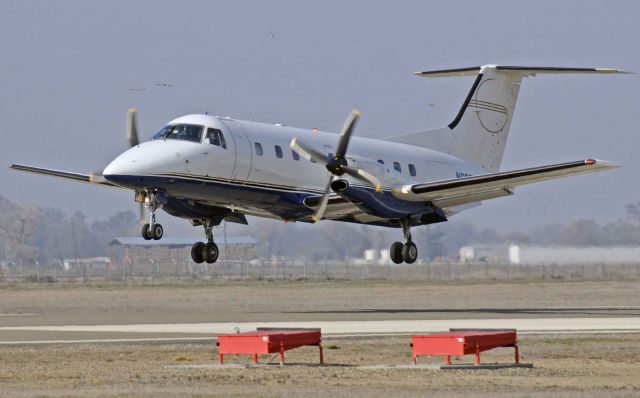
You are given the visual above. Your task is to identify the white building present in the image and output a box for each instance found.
[460,244,640,265]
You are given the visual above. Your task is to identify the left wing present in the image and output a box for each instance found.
[10,164,120,188]
[394,159,620,208]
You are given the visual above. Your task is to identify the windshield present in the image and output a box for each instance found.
[152,124,204,143]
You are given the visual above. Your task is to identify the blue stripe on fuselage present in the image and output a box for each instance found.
[104,173,319,219]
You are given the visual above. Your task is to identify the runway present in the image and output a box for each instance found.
[1,317,639,344]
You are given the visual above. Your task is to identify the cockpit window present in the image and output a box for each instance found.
[206,128,227,149]
[153,124,203,143]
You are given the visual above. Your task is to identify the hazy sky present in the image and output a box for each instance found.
[1,0,638,236]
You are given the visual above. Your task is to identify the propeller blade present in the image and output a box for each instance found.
[290,138,328,164]
[312,177,334,221]
[127,108,140,147]
[342,166,382,192]
[335,109,360,158]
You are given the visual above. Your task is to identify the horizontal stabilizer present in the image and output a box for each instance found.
[415,65,630,77]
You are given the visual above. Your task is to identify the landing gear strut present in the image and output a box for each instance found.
[141,191,163,241]
[389,219,418,264]
[190,219,219,264]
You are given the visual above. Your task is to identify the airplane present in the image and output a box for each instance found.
[10,64,625,265]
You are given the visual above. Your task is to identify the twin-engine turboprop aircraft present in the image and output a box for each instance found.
[11,65,624,264]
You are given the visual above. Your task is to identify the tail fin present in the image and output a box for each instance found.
[387,65,626,172]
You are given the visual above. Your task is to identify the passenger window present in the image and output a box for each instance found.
[393,162,401,173]
[255,142,263,156]
[206,128,227,149]
[408,163,417,177]
[292,150,300,161]
[275,145,283,159]
[377,159,385,165]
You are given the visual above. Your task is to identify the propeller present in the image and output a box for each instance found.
[127,107,140,148]
[126,108,145,224]
[291,110,382,221]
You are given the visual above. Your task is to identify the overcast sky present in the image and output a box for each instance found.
[1,0,638,236]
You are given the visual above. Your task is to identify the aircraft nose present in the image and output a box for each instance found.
[102,153,132,176]
[102,148,143,188]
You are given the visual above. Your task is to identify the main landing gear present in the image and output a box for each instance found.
[190,219,219,264]
[389,219,418,264]
[141,191,164,241]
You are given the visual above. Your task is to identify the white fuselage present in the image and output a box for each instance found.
[102,114,484,220]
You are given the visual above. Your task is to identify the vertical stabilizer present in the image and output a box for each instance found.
[386,65,625,172]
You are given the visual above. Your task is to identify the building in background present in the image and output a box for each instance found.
[460,244,640,265]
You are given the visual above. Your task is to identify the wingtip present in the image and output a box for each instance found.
[587,159,623,168]
[595,67,634,74]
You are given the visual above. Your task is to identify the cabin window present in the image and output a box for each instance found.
[206,128,227,149]
[393,162,401,173]
[377,159,385,165]
[323,145,335,159]
[275,145,283,158]
[408,163,417,177]
[292,150,300,161]
[254,142,263,156]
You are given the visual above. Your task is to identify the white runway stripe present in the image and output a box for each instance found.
[2,317,640,336]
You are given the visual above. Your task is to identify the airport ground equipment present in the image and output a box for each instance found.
[216,328,323,366]
[411,329,519,365]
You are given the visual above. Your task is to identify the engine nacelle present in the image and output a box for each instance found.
[330,179,447,225]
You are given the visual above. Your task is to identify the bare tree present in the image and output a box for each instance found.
[0,197,40,273]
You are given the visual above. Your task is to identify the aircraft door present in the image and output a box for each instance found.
[220,119,252,182]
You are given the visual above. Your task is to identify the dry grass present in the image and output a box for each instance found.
[0,335,639,397]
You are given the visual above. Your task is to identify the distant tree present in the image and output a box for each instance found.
[0,195,40,270]
[503,231,531,245]
[90,210,138,259]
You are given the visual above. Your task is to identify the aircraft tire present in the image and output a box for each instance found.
[402,241,418,264]
[141,223,152,240]
[152,224,163,240]
[390,241,404,264]
[191,242,205,263]
[203,242,219,264]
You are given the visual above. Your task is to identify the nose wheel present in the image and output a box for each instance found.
[389,219,418,264]
[190,220,219,264]
[140,191,163,241]
[141,223,163,241]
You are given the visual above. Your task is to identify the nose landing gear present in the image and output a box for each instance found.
[141,191,164,241]
[190,219,219,264]
[389,219,418,264]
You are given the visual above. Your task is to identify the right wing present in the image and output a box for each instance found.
[10,164,120,188]
[395,159,620,209]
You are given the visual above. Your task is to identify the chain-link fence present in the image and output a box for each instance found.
[2,261,640,283]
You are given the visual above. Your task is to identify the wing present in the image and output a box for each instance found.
[10,164,120,188]
[396,159,620,208]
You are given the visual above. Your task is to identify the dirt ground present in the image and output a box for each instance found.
[1,279,640,396]
[1,279,639,327]
[1,334,639,397]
